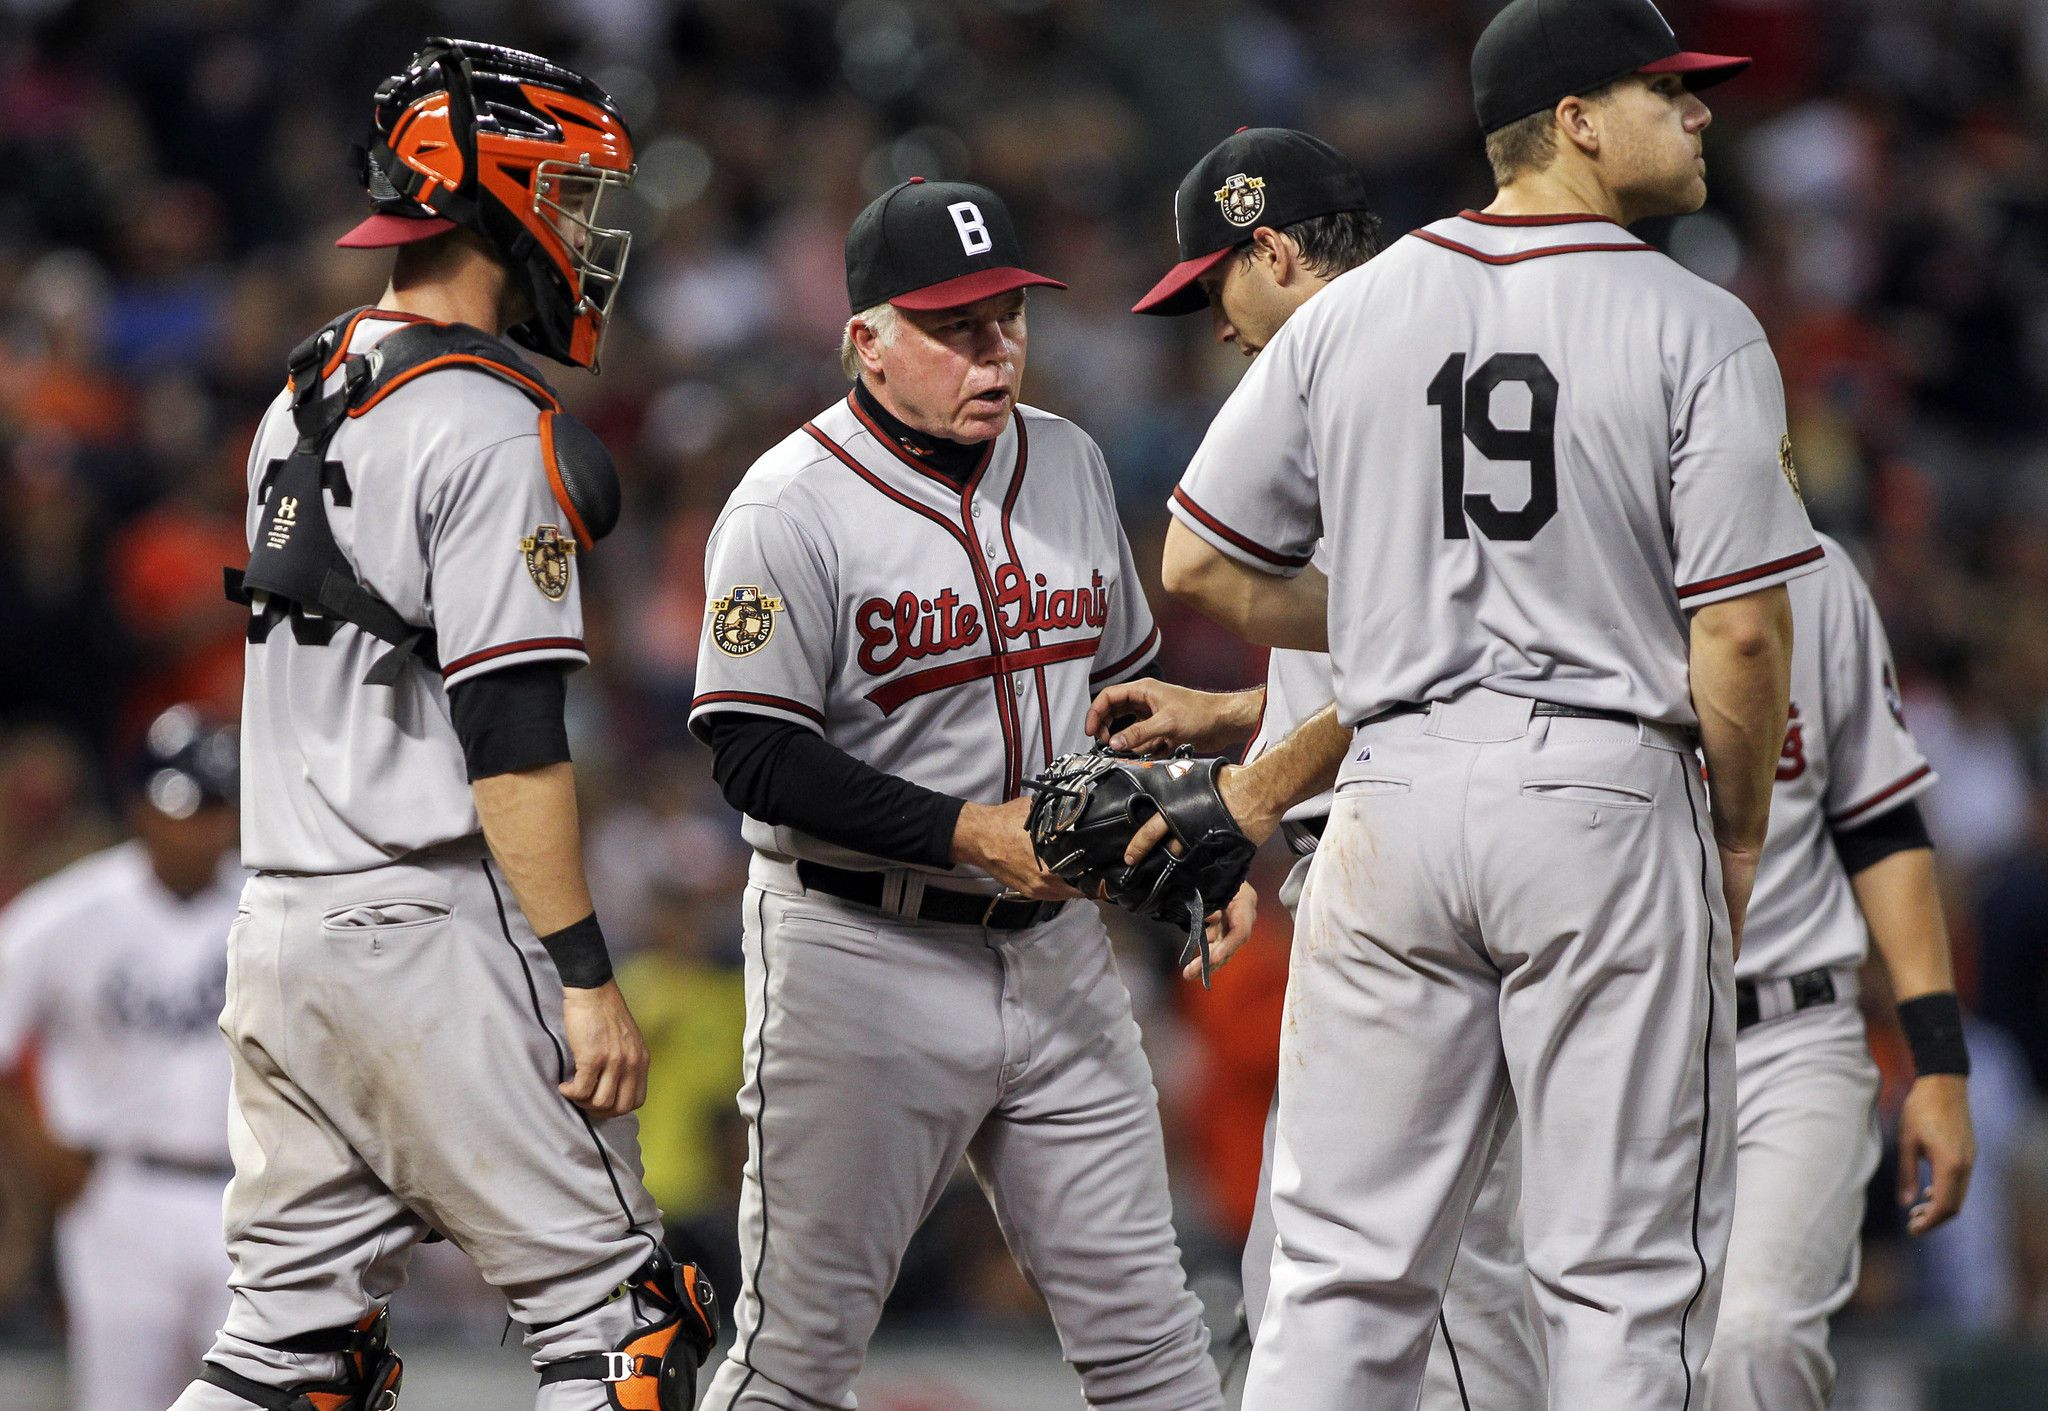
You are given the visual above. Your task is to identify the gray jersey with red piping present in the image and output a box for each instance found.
[687,393,1160,878]
[237,310,592,873]
[1740,535,1935,981]
[1169,211,1822,729]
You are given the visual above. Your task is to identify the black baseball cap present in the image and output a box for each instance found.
[1473,0,1749,133]
[845,177,1066,313]
[1133,128,1374,317]
[128,704,238,819]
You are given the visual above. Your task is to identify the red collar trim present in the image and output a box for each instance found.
[1414,229,1656,265]
[1458,210,1625,229]
[844,392,997,501]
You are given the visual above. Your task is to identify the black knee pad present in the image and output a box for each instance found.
[538,1248,719,1411]
[199,1306,403,1411]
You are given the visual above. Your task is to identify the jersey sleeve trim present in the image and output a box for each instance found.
[1829,762,1936,828]
[442,637,589,686]
[1676,545,1825,603]
[1169,487,1313,569]
[1091,624,1161,687]
[688,690,827,733]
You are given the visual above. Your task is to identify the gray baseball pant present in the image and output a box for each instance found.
[703,859,1220,1410]
[1700,982,1878,1410]
[169,856,662,1411]
[1243,689,1736,1411]
[1241,853,1544,1411]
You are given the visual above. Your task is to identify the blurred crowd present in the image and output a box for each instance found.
[4,0,2048,1354]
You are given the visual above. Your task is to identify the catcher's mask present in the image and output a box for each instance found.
[340,37,636,371]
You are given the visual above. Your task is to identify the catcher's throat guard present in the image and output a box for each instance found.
[537,1249,719,1411]
[1024,745,1256,988]
[197,1305,402,1411]
[225,308,621,687]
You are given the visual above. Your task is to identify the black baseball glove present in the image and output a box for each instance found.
[1023,745,1255,987]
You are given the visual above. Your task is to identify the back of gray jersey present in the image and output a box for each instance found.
[1172,212,1821,728]
[1245,550,1338,830]
[239,312,590,872]
[1740,536,1935,980]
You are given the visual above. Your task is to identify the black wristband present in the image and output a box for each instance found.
[538,913,614,989]
[1898,992,1970,1077]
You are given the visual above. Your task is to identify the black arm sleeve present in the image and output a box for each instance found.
[700,712,964,870]
[1831,799,1933,876]
[448,663,571,781]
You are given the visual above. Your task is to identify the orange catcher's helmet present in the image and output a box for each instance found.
[341,38,636,370]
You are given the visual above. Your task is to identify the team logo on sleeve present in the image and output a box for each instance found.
[521,524,576,601]
[1779,435,1803,500]
[1214,172,1266,227]
[711,584,783,656]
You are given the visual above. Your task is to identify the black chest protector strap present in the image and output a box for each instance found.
[226,311,566,688]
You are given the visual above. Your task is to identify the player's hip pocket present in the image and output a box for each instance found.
[1333,774,1413,799]
[320,898,455,935]
[1518,778,1656,810]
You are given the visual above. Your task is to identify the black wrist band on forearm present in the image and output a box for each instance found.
[539,913,614,989]
[1898,992,1970,1077]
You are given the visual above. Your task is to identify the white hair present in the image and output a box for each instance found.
[839,301,900,380]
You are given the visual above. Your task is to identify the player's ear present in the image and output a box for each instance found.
[848,316,889,377]
[1554,93,1602,158]
[1251,226,1291,281]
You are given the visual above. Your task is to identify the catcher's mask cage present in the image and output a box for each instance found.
[348,37,636,371]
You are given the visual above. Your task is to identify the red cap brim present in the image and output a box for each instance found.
[1639,52,1752,89]
[888,267,1067,311]
[335,213,460,249]
[1131,245,1237,316]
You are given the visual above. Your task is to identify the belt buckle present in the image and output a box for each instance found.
[601,1351,635,1383]
[982,892,1010,927]
[1791,970,1837,1010]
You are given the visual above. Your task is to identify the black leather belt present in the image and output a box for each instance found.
[1364,700,1641,727]
[1282,815,1327,856]
[795,861,1064,931]
[1736,968,1839,1032]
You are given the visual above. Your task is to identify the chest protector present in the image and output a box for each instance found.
[226,309,621,686]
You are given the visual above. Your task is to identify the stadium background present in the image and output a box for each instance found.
[2,0,2046,1405]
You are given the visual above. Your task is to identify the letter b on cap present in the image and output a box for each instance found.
[948,202,993,256]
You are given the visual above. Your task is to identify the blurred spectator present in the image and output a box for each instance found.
[1977,788,2048,1095]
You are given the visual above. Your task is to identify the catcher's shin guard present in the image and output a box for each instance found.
[197,1306,403,1411]
[537,1249,719,1411]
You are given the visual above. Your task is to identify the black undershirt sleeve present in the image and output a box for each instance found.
[1830,799,1933,876]
[448,662,572,781]
[700,711,964,870]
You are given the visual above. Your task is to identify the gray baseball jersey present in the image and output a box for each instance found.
[687,393,1160,875]
[1250,649,1338,832]
[1170,211,1822,727]
[238,310,590,873]
[1244,550,1338,835]
[1739,535,1935,982]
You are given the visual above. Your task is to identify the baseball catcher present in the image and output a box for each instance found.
[1025,746,1257,986]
